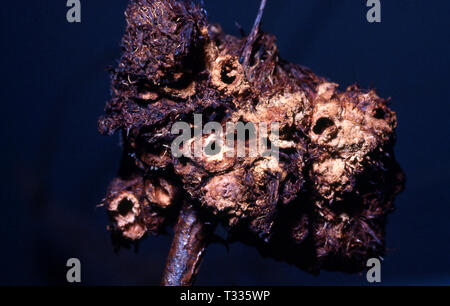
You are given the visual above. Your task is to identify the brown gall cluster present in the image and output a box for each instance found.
[99,0,404,272]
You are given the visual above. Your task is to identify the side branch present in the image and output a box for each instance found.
[241,0,268,79]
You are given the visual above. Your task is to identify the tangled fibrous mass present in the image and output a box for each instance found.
[99,0,404,272]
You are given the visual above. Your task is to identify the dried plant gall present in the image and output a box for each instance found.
[99,0,404,273]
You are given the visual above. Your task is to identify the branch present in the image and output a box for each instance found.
[161,201,213,286]
[240,0,268,79]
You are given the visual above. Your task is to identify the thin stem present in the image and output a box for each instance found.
[161,201,212,286]
[240,0,268,79]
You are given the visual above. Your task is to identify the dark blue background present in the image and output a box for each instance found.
[1,0,449,285]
